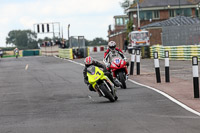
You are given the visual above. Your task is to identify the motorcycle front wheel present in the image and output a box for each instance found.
[118,72,126,89]
[99,84,115,102]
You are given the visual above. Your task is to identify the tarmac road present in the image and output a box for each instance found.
[0,56,200,133]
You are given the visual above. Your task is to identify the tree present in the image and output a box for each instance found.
[6,30,38,49]
[88,37,108,46]
[120,0,130,9]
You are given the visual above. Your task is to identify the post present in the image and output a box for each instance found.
[136,49,140,75]
[130,49,135,75]
[154,52,161,83]
[165,51,170,82]
[137,1,140,28]
[68,24,70,48]
[192,56,199,98]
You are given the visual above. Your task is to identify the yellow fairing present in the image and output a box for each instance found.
[87,66,107,88]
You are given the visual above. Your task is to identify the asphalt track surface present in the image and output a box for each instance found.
[1,55,200,133]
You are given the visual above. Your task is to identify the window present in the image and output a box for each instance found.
[169,10,175,17]
[183,9,191,16]
[169,8,192,17]
[124,18,129,25]
[116,18,123,25]
[176,9,182,15]
[140,11,152,20]
[153,10,159,19]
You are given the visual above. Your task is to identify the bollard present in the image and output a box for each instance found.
[130,49,135,75]
[136,49,140,75]
[192,56,199,98]
[165,51,170,82]
[154,52,161,83]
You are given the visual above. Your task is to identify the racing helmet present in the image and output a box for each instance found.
[108,41,117,54]
[84,56,93,66]
[108,41,116,51]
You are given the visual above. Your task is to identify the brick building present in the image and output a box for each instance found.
[108,15,128,50]
[108,0,200,48]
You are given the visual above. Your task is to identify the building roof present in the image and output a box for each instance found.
[141,16,200,29]
[114,15,128,18]
[130,0,200,8]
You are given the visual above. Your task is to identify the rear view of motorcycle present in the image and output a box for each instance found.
[87,65,118,102]
[110,57,128,89]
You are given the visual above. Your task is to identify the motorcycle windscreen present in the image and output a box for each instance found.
[113,58,121,65]
[87,66,104,84]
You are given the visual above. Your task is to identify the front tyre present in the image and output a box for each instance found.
[100,84,115,102]
[119,72,126,89]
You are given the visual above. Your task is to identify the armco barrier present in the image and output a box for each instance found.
[59,48,73,59]
[93,47,97,52]
[23,50,40,56]
[100,46,104,51]
[89,46,106,52]
[150,45,200,60]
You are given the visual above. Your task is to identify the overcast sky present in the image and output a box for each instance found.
[0,0,125,47]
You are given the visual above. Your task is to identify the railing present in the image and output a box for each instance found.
[150,45,200,60]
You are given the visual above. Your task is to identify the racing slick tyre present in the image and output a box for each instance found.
[119,72,127,89]
[100,84,115,102]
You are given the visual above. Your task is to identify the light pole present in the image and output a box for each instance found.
[68,24,70,47]
[136,0,140,29]
[196,3,200,18]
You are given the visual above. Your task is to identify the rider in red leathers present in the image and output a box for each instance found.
[103,41,129,78]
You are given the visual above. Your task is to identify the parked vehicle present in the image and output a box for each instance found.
[110,57,128,89]
[128,30,150,49]
[87,65,118,102]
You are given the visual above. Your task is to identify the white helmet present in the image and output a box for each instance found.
[108,41,116,51]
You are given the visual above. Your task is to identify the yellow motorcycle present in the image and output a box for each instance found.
[87,65,118,102]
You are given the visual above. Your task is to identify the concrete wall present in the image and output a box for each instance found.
[40,45,59,56]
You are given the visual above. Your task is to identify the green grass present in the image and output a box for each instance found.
[2,55,15,58]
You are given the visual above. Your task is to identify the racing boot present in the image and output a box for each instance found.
[89,84,95,92]
[113,78,122,87]
[126,74,129,80]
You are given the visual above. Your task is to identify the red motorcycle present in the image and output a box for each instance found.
[110,57,128,89]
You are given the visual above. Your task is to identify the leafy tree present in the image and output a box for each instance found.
[127,20,133,33]
[120,0,131,9]
[6,30,38,49]
[88,37,108,46]
[126,20,134,41]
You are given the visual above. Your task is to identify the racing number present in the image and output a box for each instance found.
[96,72,101,75]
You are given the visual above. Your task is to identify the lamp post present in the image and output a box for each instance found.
[136,0,140,29]
[196,3,200,18]
[68,24,70,47]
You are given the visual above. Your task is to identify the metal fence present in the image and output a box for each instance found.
[162,24,200,46]
[69,36,88,58]
[70,36,85,48]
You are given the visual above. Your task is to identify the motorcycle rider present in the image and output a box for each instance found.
[103,41,129,77]
[83,56,121,92]
[14,48,19,57]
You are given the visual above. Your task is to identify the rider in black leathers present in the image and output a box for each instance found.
[83,56,120,92]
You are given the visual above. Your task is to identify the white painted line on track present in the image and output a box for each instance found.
[128,79,200,117]
[25,64,29,70]
[66,59,84,67]
[55,56,200,116]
